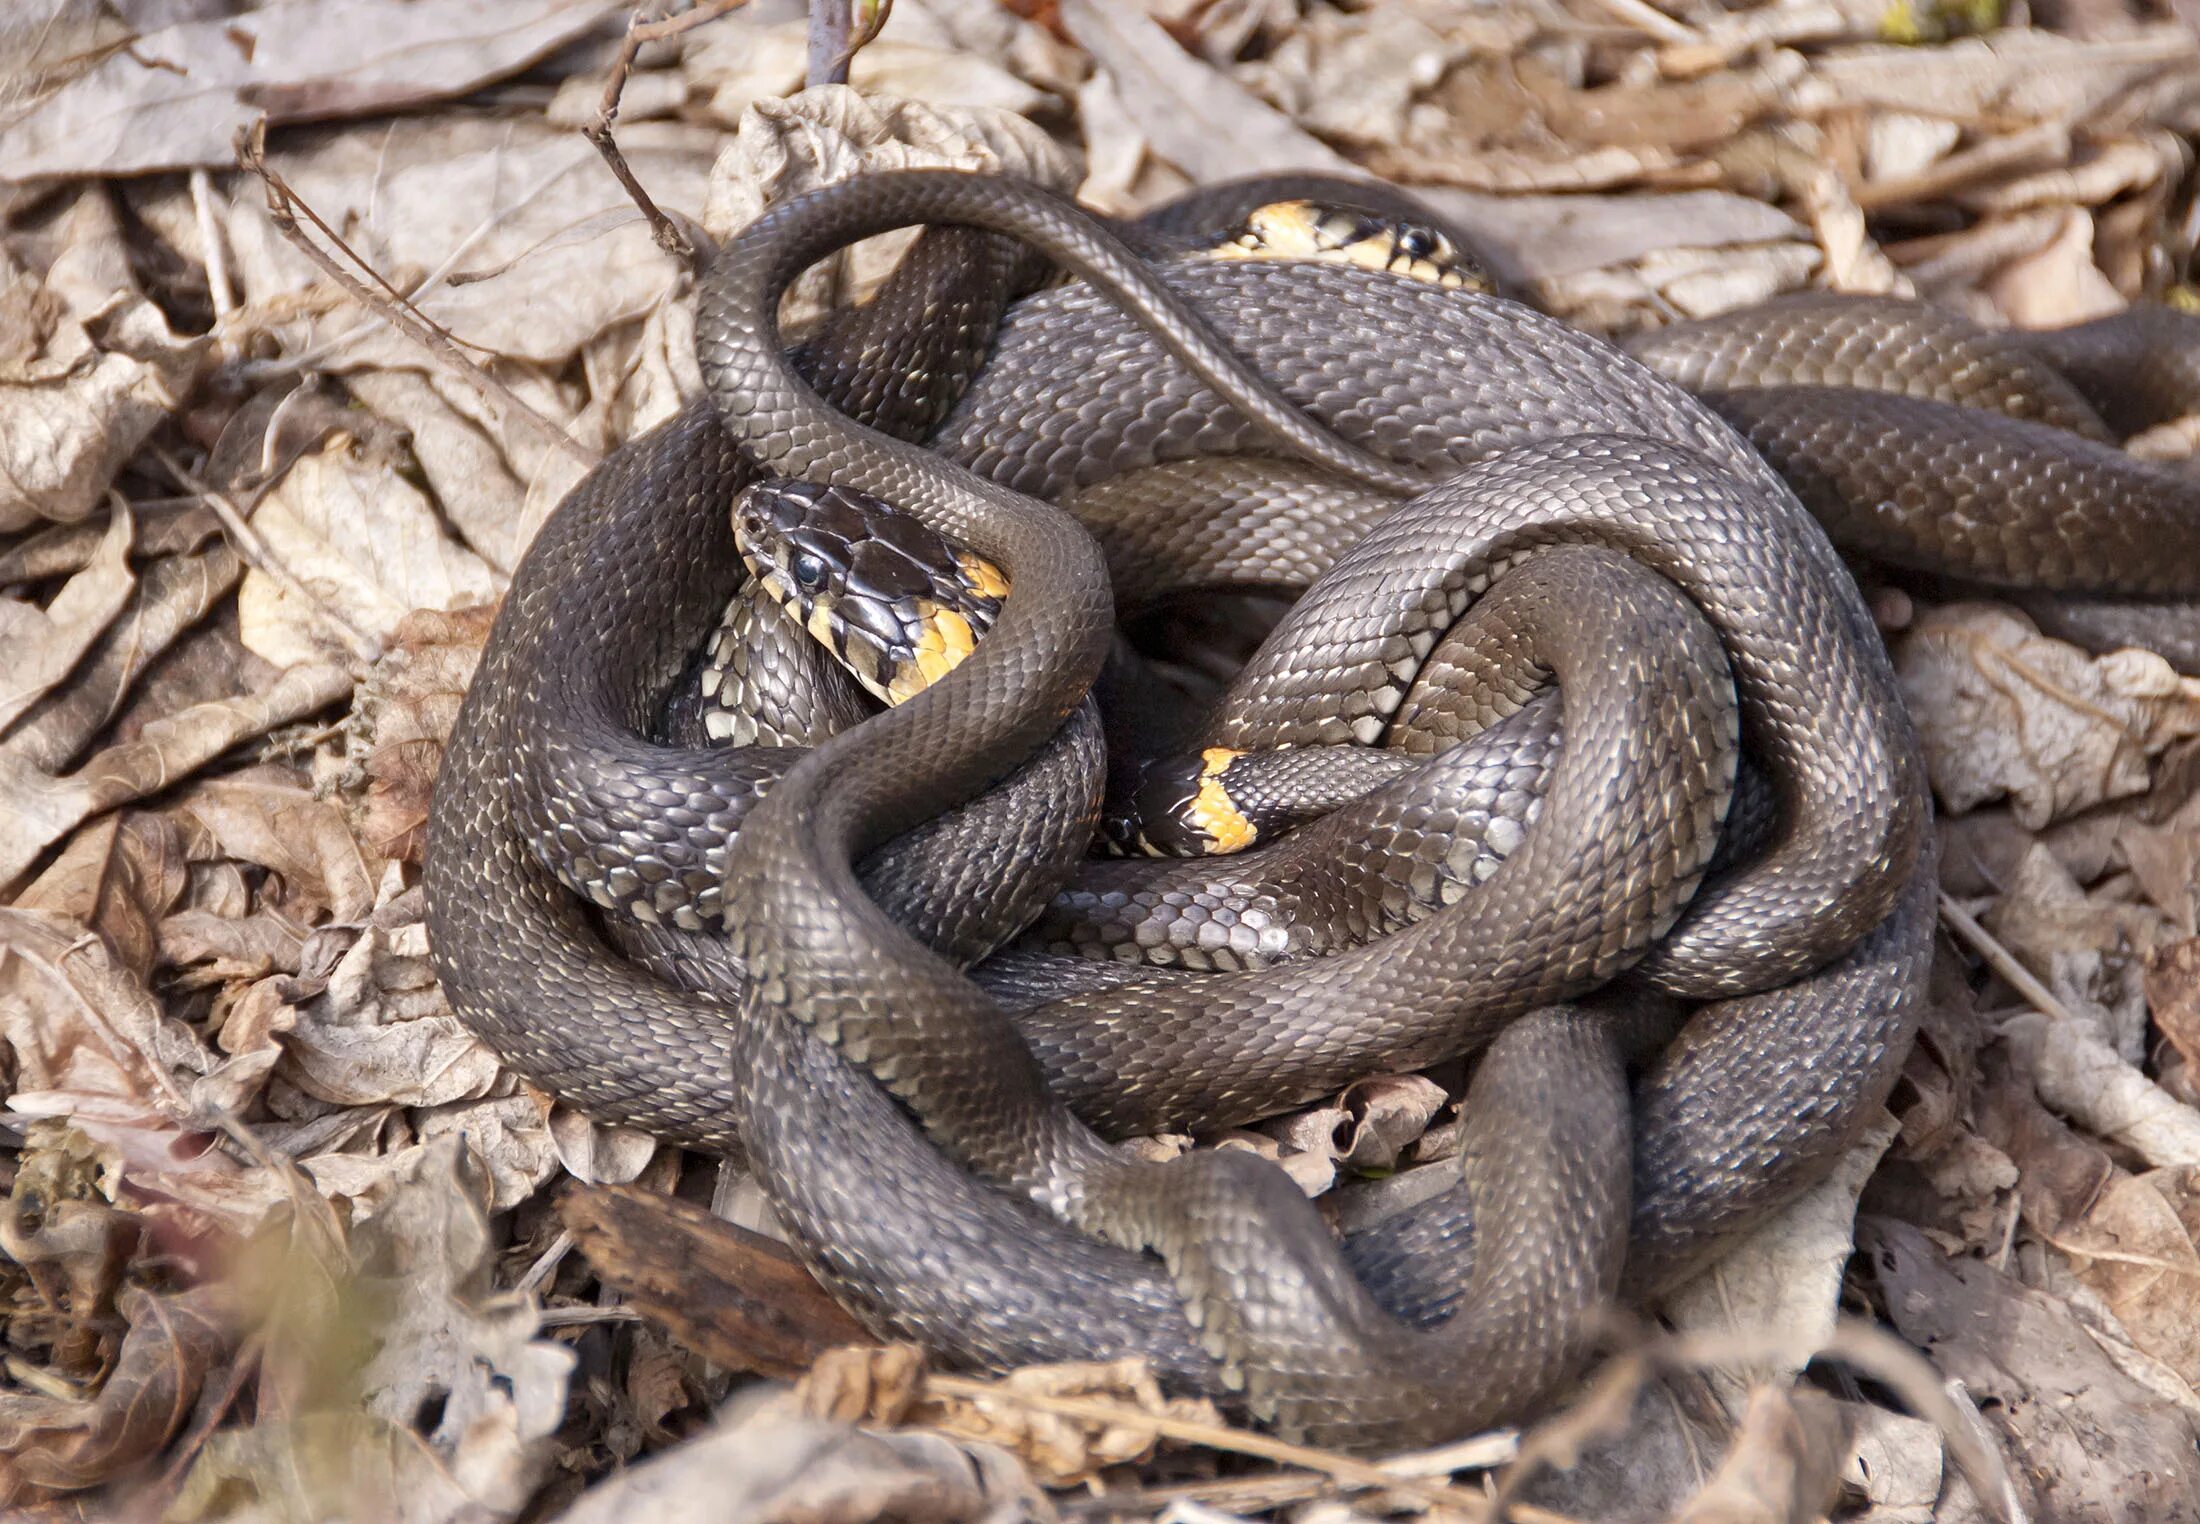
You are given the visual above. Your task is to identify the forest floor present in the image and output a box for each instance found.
[3,0,2200,1519]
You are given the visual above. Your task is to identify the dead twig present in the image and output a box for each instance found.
[149,446,384,666]
[234,118,593,473]
[1937,891,2082,1024]
[587,0,758,261]
[921,1372,1545,1520]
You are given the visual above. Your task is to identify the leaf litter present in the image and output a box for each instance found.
[0,0,2198,1517]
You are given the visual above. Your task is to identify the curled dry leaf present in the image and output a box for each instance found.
[0,907,241,1137]
[0,1281,243,1505]
[549,1388,1055,1524]
[1259,1073,1447,1178]
[2001,1009,2200,1170]
[0,278,202,534]
[1894,604,2200,828]
[702,86,1079,342]
[1,1122,141,1334]
[0,504,135,733]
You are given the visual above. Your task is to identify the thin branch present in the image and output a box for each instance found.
[1937,890,2080,1024]
[149,446,384,666]
[234,118,594,472]
[918,1373,1534,1519]
[586,0,757,261]
[807,0,854,85]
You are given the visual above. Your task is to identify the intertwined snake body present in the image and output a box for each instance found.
[425,169,2193,1447]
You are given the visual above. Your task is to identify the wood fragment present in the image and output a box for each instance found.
[558,1183,871,1379]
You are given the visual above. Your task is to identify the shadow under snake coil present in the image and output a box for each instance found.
[424,168,2192,1448]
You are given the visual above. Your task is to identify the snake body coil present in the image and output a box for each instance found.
[426,168,2189,1447]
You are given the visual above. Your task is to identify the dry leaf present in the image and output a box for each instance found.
[348,1138,572,1513]
[2003,1008,2200,1168]
[1667,1385,1848,1524]
[237,430,499,671]
[687,15,1050,127]
[173,766,380,925]
[2038,1166,2200,1399]
[0,0,624,180]
[14,812,189,981]
[4,543,247,776]
[0,281,201,534]
[1838,1400,1946,1521]
[1058,0,1361,186]
[1864,1216,2196,1524]
[0,504,135,732]
[548,1388,1054,1524]
[0,661,354,887]
[1663,1114,1903,1405]
[349,605,497,866]
[0,1281,242,1504]
[701,86,1078,347]
[272,915,503,1111]
[921,1358,1222,1489]
[1895,604,2200,828]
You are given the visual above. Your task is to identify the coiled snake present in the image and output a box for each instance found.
[424,168,2198,1449]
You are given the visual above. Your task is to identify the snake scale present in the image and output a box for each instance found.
[424,167,2198,1448]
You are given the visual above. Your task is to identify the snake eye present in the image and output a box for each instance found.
[792,553,827,590]
[1397,226,1437,259]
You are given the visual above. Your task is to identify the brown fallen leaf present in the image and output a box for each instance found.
[171,764,380,926]
[3,544,248,776]
[0,503,135,734]
[2033,1166,2200,1404]
[348,604,497,867]
[235,430,499,672]
[0,660,354,887]
[1895,603,2200,829]
[0,0,626,181]
[1863,1216,2200,1522]
[2152,939,2200,1070]
[14,812,189,982]
[0,274,202,535]
[0,1280,242,1505]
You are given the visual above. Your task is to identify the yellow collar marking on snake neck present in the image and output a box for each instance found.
[1188,747,1257,854]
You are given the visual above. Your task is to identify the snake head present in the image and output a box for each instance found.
[1209,200,1488,292]
[734,479,1009,707]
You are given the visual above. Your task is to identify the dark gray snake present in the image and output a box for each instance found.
[423,168,2198,1448]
